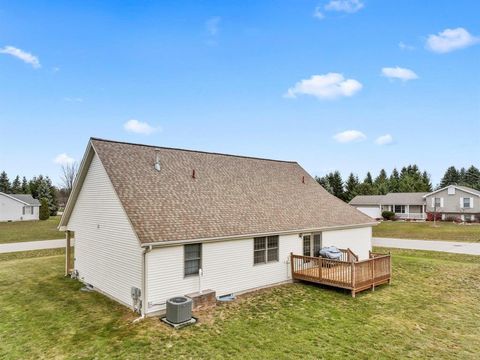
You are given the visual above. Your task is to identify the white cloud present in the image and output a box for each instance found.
[0,46,40,68]
[123,119,159,135]
[375,134,394,145]
[398,42,414,51]
[381,66,418,81]
[333,130,366,143]
[325,0,364,13]
[313,6,325,19]
[285,73,362,100]
[54,153,75,166]
[426,27,479,53]
[206,17,221,36]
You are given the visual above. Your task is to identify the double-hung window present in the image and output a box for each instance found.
[434,198,441,208]
[184,244,202,276]
[463,198,471,209]
[254,236,279,264]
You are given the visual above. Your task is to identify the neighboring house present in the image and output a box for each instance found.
[59,138,376,315]
[350,192,427,220]
[0,192,40,222]
[350,185,480,222]
[424,185,480,222]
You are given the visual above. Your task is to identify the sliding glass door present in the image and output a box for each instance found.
[303,233,322,257]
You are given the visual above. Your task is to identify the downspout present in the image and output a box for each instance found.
[140,245,152,318]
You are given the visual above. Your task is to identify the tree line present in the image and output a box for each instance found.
[316,164,480,202]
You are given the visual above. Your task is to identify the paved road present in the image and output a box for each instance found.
[0,239,66,254]
[373,237,480,255]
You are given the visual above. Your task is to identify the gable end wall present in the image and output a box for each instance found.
[67,153,143,308]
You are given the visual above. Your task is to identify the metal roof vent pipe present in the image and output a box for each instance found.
[154,150,161,172]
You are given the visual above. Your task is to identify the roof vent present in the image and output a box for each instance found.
[154,150,161,172]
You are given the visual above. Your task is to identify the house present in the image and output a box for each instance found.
[424,185,480,222]
[350,192,427,220]
[350,185,480,222]
[0,192,40,222]
[59,138,377,315]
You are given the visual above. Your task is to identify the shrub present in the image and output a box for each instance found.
[39,198,50,221]
[426,212,442,221]
[382,211,395,221]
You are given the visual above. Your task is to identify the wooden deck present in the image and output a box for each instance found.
[291,250,391,297]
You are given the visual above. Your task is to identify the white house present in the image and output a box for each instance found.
[0,192,40,222]
[59,138,377,316]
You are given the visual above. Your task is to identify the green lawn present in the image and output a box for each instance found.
[0,249,479,359]
[0,216,62,244]
[373,221,480,242]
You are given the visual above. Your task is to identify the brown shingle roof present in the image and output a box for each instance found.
[89,138,373,244]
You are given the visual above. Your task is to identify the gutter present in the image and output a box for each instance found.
[140,222,379,248]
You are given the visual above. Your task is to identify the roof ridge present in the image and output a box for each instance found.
[90,137,298,164]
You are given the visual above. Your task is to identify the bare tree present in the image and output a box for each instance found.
[60,162,78,198]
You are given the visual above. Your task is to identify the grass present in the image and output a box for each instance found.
[0,249,479,359]
[0,216,61,244]
[373,221,480,242]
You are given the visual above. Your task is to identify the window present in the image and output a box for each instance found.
[394,205,406,214]
[22,206,33,215]
[463,198,471,209]
[302,235,311,257]
[313,234,322,257]
[254,236,279,264]
[184,244,201,276]
[434,198,441,208]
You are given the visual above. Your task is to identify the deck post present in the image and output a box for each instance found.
[351,260,355,297]
[388,251,392,285]
[65,230,72,276]
[290,252,294,280]
[371,257,375,291]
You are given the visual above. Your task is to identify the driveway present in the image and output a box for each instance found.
[373,237,480,255]
[0,239,67,254]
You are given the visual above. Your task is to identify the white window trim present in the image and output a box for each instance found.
[253,236,279,265]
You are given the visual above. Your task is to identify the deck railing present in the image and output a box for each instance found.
[291,251,391,297]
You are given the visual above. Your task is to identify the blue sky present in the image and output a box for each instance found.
[0,0,479,186]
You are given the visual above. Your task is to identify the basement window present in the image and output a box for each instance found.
[184,244,202,277]
[254,236,279,265]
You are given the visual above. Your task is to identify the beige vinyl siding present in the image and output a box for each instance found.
[321,227,372,260]
[425,187,480,214]
[146,227,372,313]
[67,153,143,309]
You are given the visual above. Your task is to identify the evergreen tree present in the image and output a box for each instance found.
[30,175,58,215]
[440,166,460,187]
[422,171,433,192]
[39,198,50,220]
[464,166,480,190]
[11,176,22,193]
[327,171,345,201]
[344,173,360,202]
[0,171,10,193]
[389,168,400,192]
[459,167,467,185]
[374,169,389,195]
[316,176,333,195]
[21,176,29,194]
[364,172,373,185]
[356,182,375,195]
